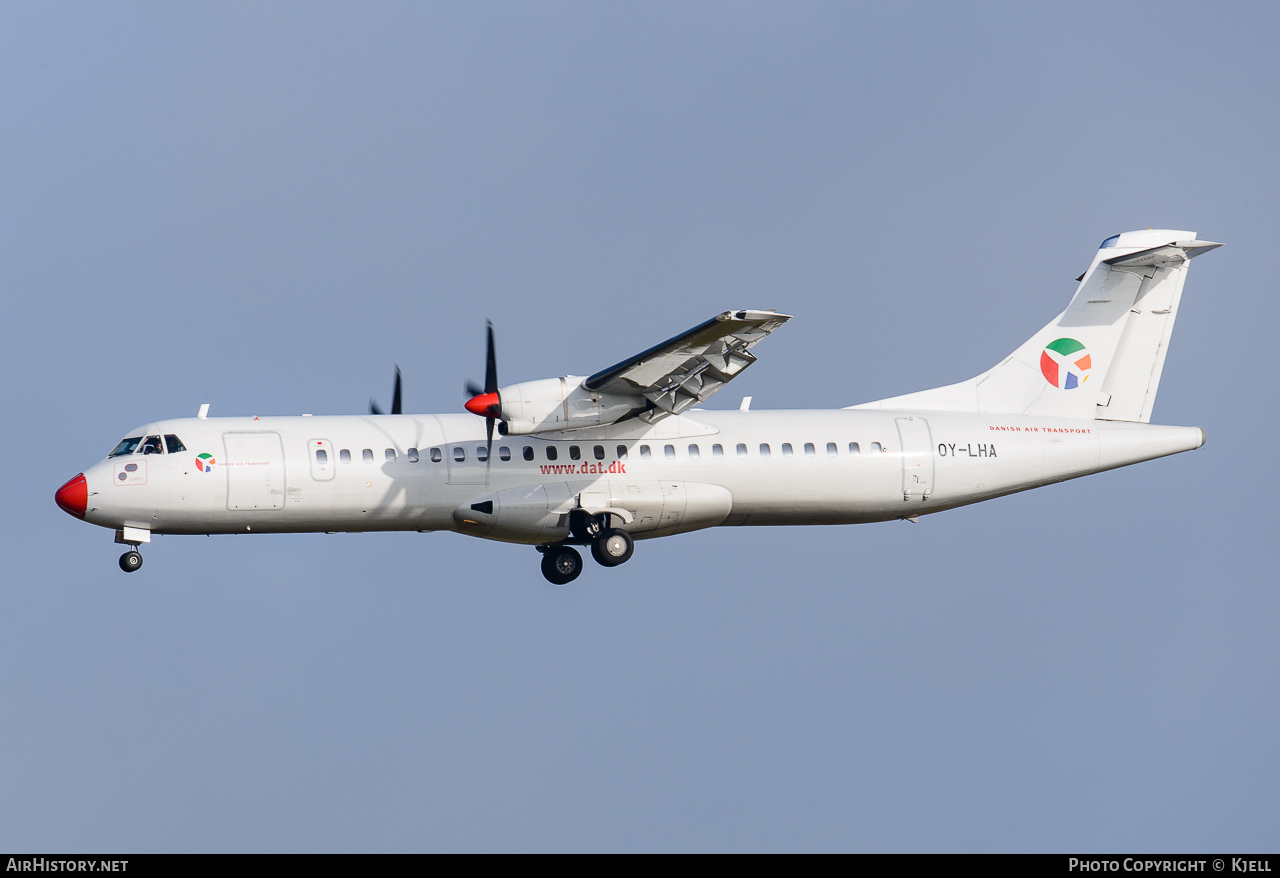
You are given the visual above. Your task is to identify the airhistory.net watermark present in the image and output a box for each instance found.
[6,861,127,872]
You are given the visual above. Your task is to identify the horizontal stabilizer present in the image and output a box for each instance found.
[1103,240,1222,268]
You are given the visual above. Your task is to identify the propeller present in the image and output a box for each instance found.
[464,321,501,457]
[369,366,403,415]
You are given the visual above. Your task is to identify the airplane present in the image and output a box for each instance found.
[54,229,1219,584]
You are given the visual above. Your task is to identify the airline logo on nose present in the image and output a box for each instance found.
[195,453,216,473]
[1040,338,1091,389]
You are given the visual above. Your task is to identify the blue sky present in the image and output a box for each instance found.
[2,2,1277,851]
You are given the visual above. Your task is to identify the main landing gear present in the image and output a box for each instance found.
[537,512,636,584]
[540,545,583,585]
[590,529,634,567]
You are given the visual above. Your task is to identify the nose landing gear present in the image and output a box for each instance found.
[114,527,149,573]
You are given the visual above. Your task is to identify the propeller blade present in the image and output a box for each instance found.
[369,399,383,415]
[484,320,498,395]
[391,366,402,415]
[466,321,502,447]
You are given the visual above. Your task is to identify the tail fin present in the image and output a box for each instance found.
[852,229,1221,422]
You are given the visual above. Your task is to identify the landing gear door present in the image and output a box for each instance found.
[895,417,934,500]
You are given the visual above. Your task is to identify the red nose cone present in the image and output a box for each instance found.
[55,473,88,519]
[465,392,500,418]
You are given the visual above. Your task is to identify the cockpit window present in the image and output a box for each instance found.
[109,437,143,457]
[1099,234,1120,249]
[164,435,186,453]
[141,436,164,455]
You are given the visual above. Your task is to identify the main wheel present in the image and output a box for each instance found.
[540,546,583,585]
[591,529,634,567]
[119,551,143,573]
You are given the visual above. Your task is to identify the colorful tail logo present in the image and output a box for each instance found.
[195,452,216,473]
[1040,338,1091,389]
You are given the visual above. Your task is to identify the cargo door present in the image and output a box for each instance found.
[223,432,286,510]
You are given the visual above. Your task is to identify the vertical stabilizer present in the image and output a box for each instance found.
[852,230,1221,422]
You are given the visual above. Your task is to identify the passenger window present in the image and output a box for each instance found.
[340,449,352,464]
[316,449,328,464]
[827,442,838,456]
[363,449,374,463]
[164,435,186,454]
[546,446,558,461]
[712,444,723,458]
[385,448,396,462]
[849,442,861,455]
[408,448,419,463]
[569,445,581,460]
[499,446,511,462]
[451,446,465,462]
[664,444,676,459]
[736,443,747,457]
[523,446,534,461]
[141,436,163,455]
[688,444,699,459]
[617,445,628,460]
[759,443,771,458]
[781,443,793,457]
[109,437,143,457]
[429,447,442,463]
[871,442,884,453]
[640,445,651,459]
[477,445,489,462]
[804,443,816,456]
[594,445,605,460]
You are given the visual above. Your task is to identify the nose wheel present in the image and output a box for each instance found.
[119,550,143,573]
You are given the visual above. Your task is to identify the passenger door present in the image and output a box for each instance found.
[895,417,934,500]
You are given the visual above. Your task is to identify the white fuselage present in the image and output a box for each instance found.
[77,409,1204,543]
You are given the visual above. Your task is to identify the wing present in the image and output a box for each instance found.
[585,309,791,419]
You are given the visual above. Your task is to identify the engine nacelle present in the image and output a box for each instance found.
[499,376,641,435]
